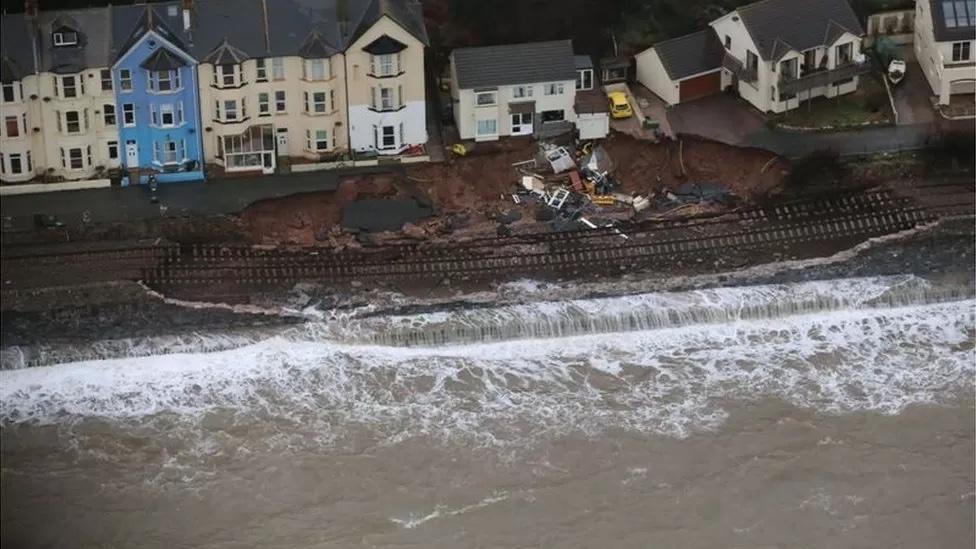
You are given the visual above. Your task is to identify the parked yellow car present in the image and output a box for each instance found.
[608,91,633,119]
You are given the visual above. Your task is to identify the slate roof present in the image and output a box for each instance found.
[37,7,113,73]
[929,0,976,42]
[736,0,864,61]
[652,29,724,80]
[363,34,408,55]
[203,39,251,65]
[140,47,188,71]
[1,0,428,75]
[574,55,593,70]
[0,14,34,82]
[452,40,576,90]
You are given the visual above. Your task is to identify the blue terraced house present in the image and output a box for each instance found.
[111,5,204,184]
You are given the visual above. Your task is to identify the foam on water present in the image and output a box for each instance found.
[1,277,973,454]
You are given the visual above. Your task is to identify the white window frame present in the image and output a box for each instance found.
[4,115,20,138]
[575,69,593,91]
[224,99,238,121]
[122,103,136,127]
[103,104,116,126]
[274,90,286,112]
[100,69,113,92]
[53,31,78,46]
[512,85,533,98]
[371,53,399,76]
[312,91,327,113]
[64,110,82,134]
[380,124,397,149]
[107,140,119,160]
[544,82,564,96]
[952,41,972,62]
[475,91,497,106]
[60,75,79,98]
[255,58,268,82]
[1,82,17,103]
[8,152,23,174]
[304,58,329,81]
[272,57,285,80]
[217,64,239,87]
[160,104,175,127]
[476,118,498,137]
[162,139,180,165]
[67,147,84,170]
[119,69,133,92]
[258,92,270,115]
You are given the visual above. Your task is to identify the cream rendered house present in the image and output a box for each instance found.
[637,0,868,114]
[915,0,976,105]
[345,12,428,154]
[1,7,120,184]
[164,0,427,175]
[449,40,578,141]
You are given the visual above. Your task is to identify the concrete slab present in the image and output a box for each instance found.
[667,93,767,146]
[630,83,674,138]
[890,60,938,125]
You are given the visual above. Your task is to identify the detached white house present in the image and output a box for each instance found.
[915,0,975,105]
[637,0,869,114]
[449,40,608,141]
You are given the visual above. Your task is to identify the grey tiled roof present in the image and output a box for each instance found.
[737,0,864,61]
[452,40,576,90]
[2,0,428,76]
[574,55,594,70]
[929,0,976,42]
[37,7,113,73]
[653,29,723,80]
[0,14,34,82]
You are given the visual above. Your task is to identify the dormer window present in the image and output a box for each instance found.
[53,30,78,47]
[148,69,181,93]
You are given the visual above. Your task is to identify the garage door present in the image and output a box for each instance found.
[949,79,975,95]
[679,72,721,102]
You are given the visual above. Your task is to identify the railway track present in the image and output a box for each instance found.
[1,187,971,299]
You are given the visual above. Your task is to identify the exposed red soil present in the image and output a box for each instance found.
[237,133,789,246]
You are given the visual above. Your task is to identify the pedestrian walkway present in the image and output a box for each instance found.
[0,166,390,232]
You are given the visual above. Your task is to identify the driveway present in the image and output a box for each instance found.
[890,60,937,125]
[667,93,767,147]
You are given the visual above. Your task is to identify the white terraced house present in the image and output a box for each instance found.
[1,5,121,184]
[636,0,869,114]
[915,0,976,105]
[448,40,609,142]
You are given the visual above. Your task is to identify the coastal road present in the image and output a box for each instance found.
[0,167,397,232]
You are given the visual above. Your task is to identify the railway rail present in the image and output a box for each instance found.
[1,186,972,300]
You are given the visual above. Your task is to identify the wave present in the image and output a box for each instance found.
[1,277,972,450]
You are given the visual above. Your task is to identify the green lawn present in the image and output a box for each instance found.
[773,76,894,130]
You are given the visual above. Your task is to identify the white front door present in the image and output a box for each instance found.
[276,129,289,156]
[125,140,138,167]
[511,112,533,135]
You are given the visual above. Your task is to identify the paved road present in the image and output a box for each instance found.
[0,167,394,232]
[668,93,970,158]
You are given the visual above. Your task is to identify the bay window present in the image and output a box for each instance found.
[303,58,330,80]
[222,126,274,169]
[370,53,399,76]
[149,69,180,92]
[255,58,268,82]
[306,129,329,151]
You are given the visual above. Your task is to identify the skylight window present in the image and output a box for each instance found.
[944,0,975,28]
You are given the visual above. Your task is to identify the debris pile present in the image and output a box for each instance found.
[507,139,743,235]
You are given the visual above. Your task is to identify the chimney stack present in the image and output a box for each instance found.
[24,0,38,19]
[181,0,193,31]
